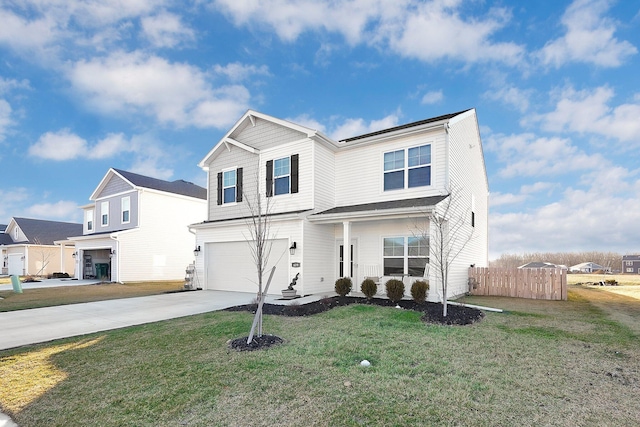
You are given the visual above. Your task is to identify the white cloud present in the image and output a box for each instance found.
[29,129,88,160]
[520,182,557,195]
[529,85,640,144]
[484,85,532,113]
[286,114,326,133]
[213,0,525,65]
[88,133,131,159]
[25,201,80,220]
[489,192,527,207]
[331,114,400,141]
[69,51,251,129]
[141,11,195,48]
[485,132,604,178]
[537,0,637,67]
[0,77,30,94]
[212,62,271,81]
[421,90,443,105]
[0,99,12,141]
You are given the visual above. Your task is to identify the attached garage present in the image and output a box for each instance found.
[205,239,290,295]
[8,254,23,276]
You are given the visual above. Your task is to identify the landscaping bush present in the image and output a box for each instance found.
[49,272,70,279]
[360,279,377,300]
[411,280,429,303]
[385,279,405,303]
[334,277,353,296]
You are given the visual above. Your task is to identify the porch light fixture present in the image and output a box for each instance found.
[72,251,77,258]
[289,242,297,255]
[194,245,201,256]
[110,249,115,258]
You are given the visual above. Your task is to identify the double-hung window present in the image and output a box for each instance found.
[223,170,237,204]
[383,144,431,191]
[101,201,109,226]
[266,154,299,197]
[86,209,94,231]
[121,197,130,224]
[383,236,429,276]
[217,168,243,205]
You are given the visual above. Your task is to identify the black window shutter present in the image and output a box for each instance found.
[216,172,222,205]
[266,160,273,197]
[236,168,243,202]
[291,154,299,194]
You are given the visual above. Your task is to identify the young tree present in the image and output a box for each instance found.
[417,187,474,317]
[243,170,275,340]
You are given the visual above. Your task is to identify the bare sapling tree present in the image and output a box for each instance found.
[32,238,52,276]
[417,187,474,317]
[243,171,275,339]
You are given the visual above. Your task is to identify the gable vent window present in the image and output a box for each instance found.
[217,168,243,205]
[384,144,431,191]
[266,154,299,197]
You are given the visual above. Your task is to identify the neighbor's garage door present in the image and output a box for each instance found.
[8,254,24,276]
[205,240,289,295]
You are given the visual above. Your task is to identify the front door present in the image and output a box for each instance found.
[338,240,357,278]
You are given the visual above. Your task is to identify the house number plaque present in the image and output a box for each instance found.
[291,262,301,268]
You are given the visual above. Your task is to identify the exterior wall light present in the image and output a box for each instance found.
[194,245,201,256]
[289,242,297,255]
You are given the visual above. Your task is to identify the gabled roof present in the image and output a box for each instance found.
[518,262,558,269]
[0,233,13,245]
[622,255,640,261]
[570,262,604,269]
[91,168,206,200]
[0,224,6,232]
[199,109,336,168]
[6,217,83,245]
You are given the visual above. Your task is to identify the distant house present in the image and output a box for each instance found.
[518,262,559,269]
[66,168,207,282]
[622,255,640,274]
[570,262,609,273]
[1,217,81,276]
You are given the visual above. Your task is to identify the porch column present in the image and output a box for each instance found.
[342,221,351,279]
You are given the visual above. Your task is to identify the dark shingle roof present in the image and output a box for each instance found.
[340,110,471,143]
[0,224,6,232]
[0,233,13,245]
[311,195,448,217]
[11,218,83,245]
[113,169,207,200]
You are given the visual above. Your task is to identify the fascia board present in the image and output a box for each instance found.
[89,168,135,201]
[308,206,434,224]
[338,122,446,150]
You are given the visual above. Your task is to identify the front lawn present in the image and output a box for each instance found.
[1,289,639,426]
[0,281,184,312]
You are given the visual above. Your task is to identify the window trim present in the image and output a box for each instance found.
[382,236,429,277]
[101,201,109,227]
[383,143,431,191]
[222,169,237,205]
[86,209,94,232]
[121,196,130,224]
[266,154,299,197]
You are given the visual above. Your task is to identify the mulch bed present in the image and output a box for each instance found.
[227,296,484,351]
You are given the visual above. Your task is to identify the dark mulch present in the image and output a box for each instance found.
[226,296,484,351]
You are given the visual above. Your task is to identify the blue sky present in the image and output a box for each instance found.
[0,0,639,259]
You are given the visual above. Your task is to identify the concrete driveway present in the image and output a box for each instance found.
[0,290,261,351]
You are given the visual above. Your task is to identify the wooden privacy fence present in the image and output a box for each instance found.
[468,267,567,301]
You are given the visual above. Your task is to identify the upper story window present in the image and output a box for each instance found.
[217,168,243,205]
[384,144,431,191]
[266,154,299,197]
[101,201,109,226]
[86,209,94,231]
[121,197,130,224]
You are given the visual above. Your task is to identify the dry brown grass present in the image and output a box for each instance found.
[0,281,184,312]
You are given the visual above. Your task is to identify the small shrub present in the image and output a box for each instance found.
[605,279,618,286]
[411,280,429,303]
[284,300,303,316]
[360,279,377,300]
[385,279,405,303]
[49,272,70,279]
[335,277,353,296]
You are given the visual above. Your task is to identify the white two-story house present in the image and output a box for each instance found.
[67,168,207,282]
[190,109,488,301]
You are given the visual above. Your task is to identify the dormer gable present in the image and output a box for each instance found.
[199,110,337,169]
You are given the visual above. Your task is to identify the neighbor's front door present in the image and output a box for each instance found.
[338,241,357,278]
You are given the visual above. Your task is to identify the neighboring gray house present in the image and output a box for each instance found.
[66,168,207,282]
[570,262,609,273]
[191,108,489,301]
[1,217,82,276]
[518,262,559,269]
[622,255,640,274]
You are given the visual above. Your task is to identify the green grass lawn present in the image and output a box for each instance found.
[0,282,184,312]
[1,288,639,427]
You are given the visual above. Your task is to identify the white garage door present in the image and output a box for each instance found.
[8,254,24,276]
[205,239,290,295]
